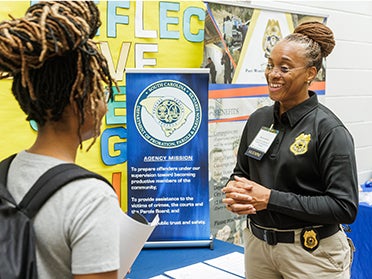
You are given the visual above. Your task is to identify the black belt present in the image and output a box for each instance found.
[248,220,340,246]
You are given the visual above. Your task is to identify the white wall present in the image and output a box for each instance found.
[244,1,372,184]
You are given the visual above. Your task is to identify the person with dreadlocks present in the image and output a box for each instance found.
[222,21,358,278]
[0,1,121,278]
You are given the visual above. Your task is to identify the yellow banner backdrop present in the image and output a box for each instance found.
[0,1,206,210]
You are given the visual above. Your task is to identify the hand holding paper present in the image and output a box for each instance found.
[118,213,159,279]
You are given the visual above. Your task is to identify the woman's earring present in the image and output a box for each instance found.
[307,80,311,85]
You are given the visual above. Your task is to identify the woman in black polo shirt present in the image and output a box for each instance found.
[222,21,358,279]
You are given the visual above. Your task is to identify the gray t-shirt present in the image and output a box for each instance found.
[7,151,121,278]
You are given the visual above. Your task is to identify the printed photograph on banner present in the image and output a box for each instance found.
[233,8,293,84]
[203,2,254,84]
[203,2,326,86]
[234,10,326,84]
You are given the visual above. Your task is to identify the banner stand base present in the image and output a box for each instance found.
[144,239,214,250]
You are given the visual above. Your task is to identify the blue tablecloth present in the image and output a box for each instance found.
[347,203,372,279]
[128,239,244,278]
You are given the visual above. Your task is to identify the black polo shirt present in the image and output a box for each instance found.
[230,91,358,229]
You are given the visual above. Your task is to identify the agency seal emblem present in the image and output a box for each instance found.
[134,80,201,149]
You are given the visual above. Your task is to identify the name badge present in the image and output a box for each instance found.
[245,126,278,160]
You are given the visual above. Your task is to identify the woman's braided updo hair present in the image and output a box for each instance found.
[0,1,114,146]
[285,21,335,71]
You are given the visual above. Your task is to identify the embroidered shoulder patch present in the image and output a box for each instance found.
[290,133,311,155]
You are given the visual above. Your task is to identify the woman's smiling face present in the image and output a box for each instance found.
[265,40,316,113]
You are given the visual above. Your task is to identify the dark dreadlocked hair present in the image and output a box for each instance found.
[284,21,335,71]
[0,1,115,147]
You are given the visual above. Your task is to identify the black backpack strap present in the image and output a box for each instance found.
[19,163,112,219]
[0,154,17,205]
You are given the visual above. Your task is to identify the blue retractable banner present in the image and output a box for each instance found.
[126,69,211,247]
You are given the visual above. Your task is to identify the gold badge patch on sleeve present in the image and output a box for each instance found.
[290,133,311,155]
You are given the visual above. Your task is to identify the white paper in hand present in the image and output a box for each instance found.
[118,213,159,279]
